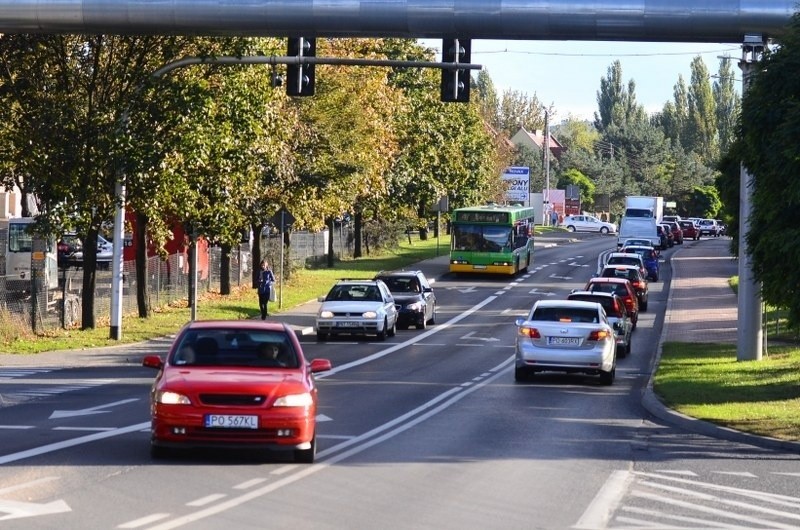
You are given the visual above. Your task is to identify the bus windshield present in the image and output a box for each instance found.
[452,224,512,253]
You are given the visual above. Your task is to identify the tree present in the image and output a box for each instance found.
[474,69,500,130]
[686,56,718,164]
[594,61,647,132]
[497,89,548,137]
[736,13,800,325]
[713,56,740,155]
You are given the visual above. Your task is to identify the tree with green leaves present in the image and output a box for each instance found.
[736,13,800,326]
[686,56,718,164]
[713,56,740,155]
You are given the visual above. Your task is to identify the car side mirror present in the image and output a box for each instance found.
[515,318,526,326]
[317,296,326,303]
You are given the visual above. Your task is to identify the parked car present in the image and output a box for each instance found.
[715,220,728,236]
[374,270,436,330]
[315,279,399,341]
[697,218,720,237]
[662,215,682,224]
[666,221,684,244]
[604,251,647,279]
[141,320,332,462]
[599,264,649,311]
[678,220,699,241]
[560,214,617,234]
[58,232,114,269]
[567,291,633,357]
[583,277,640,328]
[514,299,617,384]
[621,244,660,282]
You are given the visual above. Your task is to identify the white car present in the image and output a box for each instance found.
[315,280,399,341]
[561,215,617,234]
[514,299,617,384]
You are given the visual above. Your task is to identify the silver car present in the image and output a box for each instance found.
[315,280,399,341]
[514,299,617,384]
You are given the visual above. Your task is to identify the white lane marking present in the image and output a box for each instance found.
[52,427,117,432]
[0,422,150,465]
[574,470,634,529]
[186,495,226,507]
[50,397,139,419]
[0,426,34,430]
[0,476,59,495]
[234,479,267,490]
[117,513,171,528]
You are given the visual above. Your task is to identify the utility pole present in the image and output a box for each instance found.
[544,110,551,225]
[737,35,765,361]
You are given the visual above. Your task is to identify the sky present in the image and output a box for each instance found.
[419,39,744,123]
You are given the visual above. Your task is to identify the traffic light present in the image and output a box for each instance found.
[286,37,316,97]
[440,38,471,103]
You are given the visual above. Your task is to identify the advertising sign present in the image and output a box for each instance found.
[502,166,530,204]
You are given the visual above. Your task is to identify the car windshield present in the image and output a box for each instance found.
[531,307,599,323]
[378,276,420,293]
[171,329,298,368]
[326,284,382,302]
[601,268,638,281]
[588,282,631,299]
[608,256,640,267]
[570,295,619,317]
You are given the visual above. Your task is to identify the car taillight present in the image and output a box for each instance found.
[519,327,541,338]
[588,329,612,341]
[623,298,635,309]
[632,280,643,289]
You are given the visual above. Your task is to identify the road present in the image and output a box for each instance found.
[1,234,799,529]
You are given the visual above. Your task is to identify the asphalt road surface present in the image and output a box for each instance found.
[1,234,799,529]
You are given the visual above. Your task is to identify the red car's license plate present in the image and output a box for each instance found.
[205,414,259,429]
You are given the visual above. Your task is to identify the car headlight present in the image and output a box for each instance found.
[273,393,314,407]
[407,302,424,312]
[362,311,378,319]
[319,310,334,318]
[156,390,192,405]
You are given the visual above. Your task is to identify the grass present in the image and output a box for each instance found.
[656,341,800,441]
[0,233,453,355]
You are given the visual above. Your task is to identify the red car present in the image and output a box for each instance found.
[584,276,640,328]
[679,220,699,241]
[142,320,332,462]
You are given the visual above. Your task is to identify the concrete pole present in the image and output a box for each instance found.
[736,37,764,361]
[109,163,126,339]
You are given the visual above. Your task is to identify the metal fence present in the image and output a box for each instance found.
[0,227,354,334]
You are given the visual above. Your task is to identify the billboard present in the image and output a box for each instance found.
[502,166,529,204]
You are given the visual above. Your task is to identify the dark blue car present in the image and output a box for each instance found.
[620,245,660,282]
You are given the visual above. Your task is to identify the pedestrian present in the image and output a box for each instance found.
[257,259,276,319]
[550,209,559,227]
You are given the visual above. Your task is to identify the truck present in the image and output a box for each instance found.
[617,196,665,249]
[623,196,664,222]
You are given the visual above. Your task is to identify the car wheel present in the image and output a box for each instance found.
[294,433,316,464]
[416,317,427,330]
[514,367,531,382]
[600,227,609,234]
[622,335,632,357]
[566,225,576,232]
[316,331,328,342]
[388,318,397,337]
[377,319,388,341]
[428,304,436,325]
[599,365,615,385]
[641,299,648,311]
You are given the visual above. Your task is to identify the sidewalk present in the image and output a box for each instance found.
[644,236,800,452]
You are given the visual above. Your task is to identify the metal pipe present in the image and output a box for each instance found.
[0,1,793,42]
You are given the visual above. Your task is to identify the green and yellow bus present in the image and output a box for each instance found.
[449,204,535,275]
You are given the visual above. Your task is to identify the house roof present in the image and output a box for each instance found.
[510,127,565,159]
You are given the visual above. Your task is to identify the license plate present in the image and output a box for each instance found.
[548,337,580,346]
[473,265,487,270]
[204,414,258,429]
[336,321,360,327]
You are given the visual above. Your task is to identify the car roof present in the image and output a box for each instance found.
[532,299,602,310]
[180,320,293,332]
[587,277,634,287]
[602,264,639,271]
[568,290,617,300]
[607,252,642,259]
[375,270,422,277]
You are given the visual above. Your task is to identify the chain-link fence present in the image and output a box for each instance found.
[0,227,354,334]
